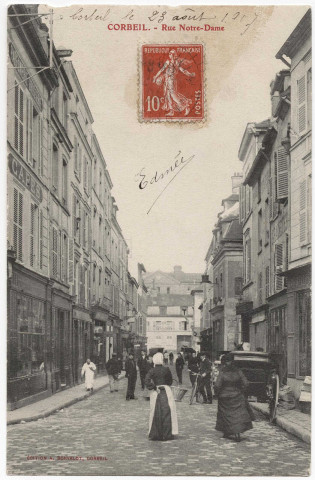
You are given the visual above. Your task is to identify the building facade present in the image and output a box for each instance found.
[7,5,136,409]
[276,9,311,397]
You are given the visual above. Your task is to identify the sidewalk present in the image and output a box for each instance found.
[7,373,124,426]
[251,402,311,444]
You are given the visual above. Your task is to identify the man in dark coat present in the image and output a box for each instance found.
[106,353,121,392]
[199,351,212,404]
[125,352,137,400]
[175,353,185,385]
[137,350,148,390]
[188,352,199,387]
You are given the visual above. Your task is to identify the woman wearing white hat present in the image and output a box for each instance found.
[145,352,178,441]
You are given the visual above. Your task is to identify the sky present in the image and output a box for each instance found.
[39,3,308,277]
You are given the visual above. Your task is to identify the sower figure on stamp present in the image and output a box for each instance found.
[125,351,137,400]
[153,49,195,117]
[137,350,148,390]
[81,358,96,392]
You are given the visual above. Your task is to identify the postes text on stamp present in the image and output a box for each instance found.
[140,44,204,122]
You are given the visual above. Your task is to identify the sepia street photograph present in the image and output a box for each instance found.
[6,3,311,476]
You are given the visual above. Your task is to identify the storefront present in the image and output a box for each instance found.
[51,287,73,393]
[72,306,93,384]
[7,261,51,410]
[285,264,311,399]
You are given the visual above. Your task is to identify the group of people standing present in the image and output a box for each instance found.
[81,350,254,444]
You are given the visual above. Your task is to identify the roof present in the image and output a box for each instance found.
[221,193,239,205]
[270,70,290,95]
[238,120,271,162]
[144,270,201,284]
[276,9,311,60]
[222,218,243,242]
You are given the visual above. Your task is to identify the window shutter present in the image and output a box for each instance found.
[30,203,35,267]
[27,99,33,165]
[258,272,263,304]
[247,238,251,281]
[275,243,284,291]
[265,266,270,298]
[307,69,312,130]
[299,180,307,244]
[297,75,306,134]
[14,83,24,156]
[39,210,43,270]
[72,194,77,239]
[68,239,74,287]
[38,116,43,176]
[74,138,78,171]
[276,147,288,200]
[13,188,23,261]
[269,178,273,220]
[52,226,58,278]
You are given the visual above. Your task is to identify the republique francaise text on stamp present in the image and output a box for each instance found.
[140,44,205,122]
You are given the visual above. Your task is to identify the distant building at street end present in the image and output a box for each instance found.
[202,175,243,361]
[143,266,201,296]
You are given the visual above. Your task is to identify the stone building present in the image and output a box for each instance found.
[146,294,194,354]
[276,9,311,397]
[7,5,134,409]
[206,180,243,361]
[143,266,201,295]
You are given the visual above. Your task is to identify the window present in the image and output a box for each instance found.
[258,209,262,250]
[243,232,251,284]
[74,259,79,298]
[51,226,59,278]
[157,287,160,293]
[297,75,307,134]
[167,287,170,294]
[234,277,243,296]
[264,200,269,244]
[61,233,68,283]
[62,92,67,128]
[154,321,162,331]
[179,321,186,331]
[258,272,263,305]
[276,147,288,201]
[13,188,23,261]
[52,144,58,192]
[84,156,88,191]
[265,266,270,298]
[62,157,68,207]
[274,243,284,292]
[14,82,24,156]
[99,267,102,286]
[74,137,78,172]
[8,294,45,378]
[307,68,312,130]
[30,203,38,268]
[299,179,307,245]
[160,306,167,315]
[257,177,261,203]
[99,217,102,255]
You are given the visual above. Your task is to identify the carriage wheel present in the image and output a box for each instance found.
[269,373,279,424]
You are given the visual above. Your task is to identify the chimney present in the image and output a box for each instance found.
[174,266,182,279]
[231,172,243,194]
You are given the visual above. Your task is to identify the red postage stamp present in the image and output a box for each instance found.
[140,44,204,122]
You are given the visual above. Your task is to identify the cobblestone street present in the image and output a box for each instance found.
[7,367,311,476]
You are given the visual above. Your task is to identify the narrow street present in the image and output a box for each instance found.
[7,367,310,476]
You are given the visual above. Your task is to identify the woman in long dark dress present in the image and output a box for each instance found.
[145,352,178,441]
[214,353,253,442]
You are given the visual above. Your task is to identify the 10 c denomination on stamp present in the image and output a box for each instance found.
[140,44,205,122]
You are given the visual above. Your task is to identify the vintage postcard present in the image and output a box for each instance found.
[6,3,311,477]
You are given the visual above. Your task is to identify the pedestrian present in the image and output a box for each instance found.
[163,351,169,365]
[169,351,174,365]
[125,351,137,400]
[175,352,185,384]
[81,358,96,392]
[106,353,121,393]
[145,352,178,441]
[198,352,213,404]
[188,351,199,387]
[138,350,148,390]
[144,355,154,400]
[214,352,253,442]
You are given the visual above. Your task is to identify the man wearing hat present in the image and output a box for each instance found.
[125,351,137,400]
[106,353,121,393]
[198,351,213,404]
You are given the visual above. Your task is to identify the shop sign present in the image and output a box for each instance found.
[9,155,43,203]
